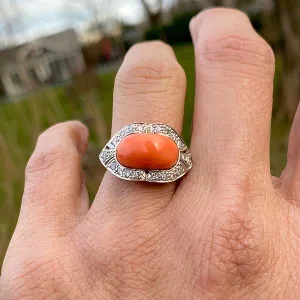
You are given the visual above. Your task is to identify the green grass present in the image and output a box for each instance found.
[0,43,291,267]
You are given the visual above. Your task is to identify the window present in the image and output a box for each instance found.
[65,56,76,73]
[10,72,22,87]
[66,54,84,75]
[49,61,63,82]
[36,62,50,81]
[28,68,39,84]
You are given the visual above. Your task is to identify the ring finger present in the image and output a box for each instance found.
[90,41,187,215]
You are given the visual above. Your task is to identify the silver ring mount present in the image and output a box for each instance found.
[99,123,192,183]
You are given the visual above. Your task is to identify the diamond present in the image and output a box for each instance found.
[180,152,192,168]
[100,149,115,163]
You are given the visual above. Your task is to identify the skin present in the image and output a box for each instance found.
[1,7,300,300]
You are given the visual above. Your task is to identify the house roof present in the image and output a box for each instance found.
[0,29,80,71]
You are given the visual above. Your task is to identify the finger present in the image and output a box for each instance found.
[188,8,275,185]
[19,121,89,233]
[91,41,187,214]
[281,104,300,201]
[112,41,186,135]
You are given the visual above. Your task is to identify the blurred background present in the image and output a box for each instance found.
[0,0,297,266]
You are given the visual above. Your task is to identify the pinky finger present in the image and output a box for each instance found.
[19,121,89,234]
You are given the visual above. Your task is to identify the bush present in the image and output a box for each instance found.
[145,10,265,45]
[145,12,195,45]
[145,25,166,41]
[165,12,194,44]
[250,12,263,32]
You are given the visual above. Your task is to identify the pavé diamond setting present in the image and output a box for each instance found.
[99,123,193,183]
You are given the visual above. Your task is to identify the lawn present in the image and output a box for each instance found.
[0,43,291,267]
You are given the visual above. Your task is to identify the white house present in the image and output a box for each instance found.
[0,29,86,97]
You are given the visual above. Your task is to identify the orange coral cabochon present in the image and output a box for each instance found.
[116,133,179,170]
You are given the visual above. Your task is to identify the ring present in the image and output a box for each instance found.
[99,123,192,183]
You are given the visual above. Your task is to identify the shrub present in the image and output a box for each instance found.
[145,25,166,41]
[145,12,195,44]
[145,10,265,45]
[165,12,194,44]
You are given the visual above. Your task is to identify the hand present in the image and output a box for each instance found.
[1,8,299,300]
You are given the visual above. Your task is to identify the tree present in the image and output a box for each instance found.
[205,0,300,120]
[140,0,163,25]
[63,0,119,26]
[63,0,102,25]
[0,0,27,47]
[0,0,16,46]
[273,0,300,119]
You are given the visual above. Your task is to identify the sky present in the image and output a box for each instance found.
[0,0,171,45]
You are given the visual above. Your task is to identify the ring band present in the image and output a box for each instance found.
[99,123,192,183]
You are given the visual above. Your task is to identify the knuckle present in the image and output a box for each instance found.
[197,206,274,295]
[115,53,186,98]
[26,151,54,176]
[1,243,72,299]
[214,213,264,278]
[199,34,275,76]
[191,8,275,79]
[74,218,169,298]
[26,145,74,177]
